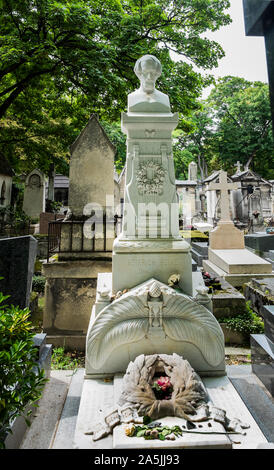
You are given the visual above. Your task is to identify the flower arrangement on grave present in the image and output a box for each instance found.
[151,376,173,400]
[202,271,222,293]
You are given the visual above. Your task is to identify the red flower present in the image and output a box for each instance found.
[157,376,171,391]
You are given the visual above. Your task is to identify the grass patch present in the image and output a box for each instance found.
[51,347,85,370]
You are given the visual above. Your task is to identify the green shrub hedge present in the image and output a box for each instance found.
[0,291,47,448]
[32,275,46,294]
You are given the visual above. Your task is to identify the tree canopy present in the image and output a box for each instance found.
[174,76,274,181]
[0,0,231,174]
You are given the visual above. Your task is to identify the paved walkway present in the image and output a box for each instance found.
[18,357,274,449]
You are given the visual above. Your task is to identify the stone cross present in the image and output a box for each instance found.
[208,171,238,222]
[234,161,242,173]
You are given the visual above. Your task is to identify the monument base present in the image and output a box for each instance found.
[209,222,245,250]
[42,259,112,348]
[112,237,193,296]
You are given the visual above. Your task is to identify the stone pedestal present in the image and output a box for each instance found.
[113,237,193,296]
[42,258,112,350]
[209,221,245,250]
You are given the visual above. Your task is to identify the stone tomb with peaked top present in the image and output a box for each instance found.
[203,171,273,287]
[42,115,116,350]
[74,55,268,450]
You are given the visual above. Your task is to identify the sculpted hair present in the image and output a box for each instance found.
[134,55,162,79]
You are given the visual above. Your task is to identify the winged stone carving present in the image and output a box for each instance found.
[86,280,224,370]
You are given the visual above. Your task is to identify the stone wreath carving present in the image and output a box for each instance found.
[136,161,166,195]
[118,353,208,421]
[84,353,250,441]
[86,279,224,370]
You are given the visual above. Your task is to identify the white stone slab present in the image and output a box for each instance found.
[202,259,274,287]
[73,377,114,449]
[208,248,272,274]
[73,373,268,449]
[113,416,232,449]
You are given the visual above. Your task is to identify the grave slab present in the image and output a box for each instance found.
[208,248,272,275]
[73,372,267,449]
[203,260,274,288]
[245,232,274,253]
[113,416,231,449]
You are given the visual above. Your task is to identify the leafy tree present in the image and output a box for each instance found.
[207,76,274,179]
[0,0,231,174]
[173,106,216,179]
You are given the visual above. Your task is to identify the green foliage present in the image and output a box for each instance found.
[206,77,274,179]
[32,276,46,295]
[51,346,84,370]
[0,0,231,174]
[218,301,264,341]
[0,292,47,448]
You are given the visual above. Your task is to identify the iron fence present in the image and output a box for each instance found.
[47,213,122,261]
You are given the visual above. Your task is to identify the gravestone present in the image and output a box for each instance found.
[188,161,197,181]
[203,171,273,287]
[68,114,115,218]
[22,169,45,220]
[42,115,116,350]
[0,235,37,308]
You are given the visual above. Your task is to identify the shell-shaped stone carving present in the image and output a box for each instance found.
[86,280,225,371]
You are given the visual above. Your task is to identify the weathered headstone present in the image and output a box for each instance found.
[68,114,115,218]
[22,169,45,220]
[42,115,115,350]
[0,235,37,308]
[188,161,197,181]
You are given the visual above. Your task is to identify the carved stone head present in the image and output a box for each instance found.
[134,55,162,94]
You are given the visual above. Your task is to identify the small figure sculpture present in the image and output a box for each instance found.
[128,55,171,113]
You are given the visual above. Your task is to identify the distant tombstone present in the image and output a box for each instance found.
[0,235,37,309]
[188,161,197,181]
[23,169,45,219]
[68,114,116,218]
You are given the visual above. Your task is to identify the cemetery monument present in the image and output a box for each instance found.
[203,170,273,287]
[73,56,268,449]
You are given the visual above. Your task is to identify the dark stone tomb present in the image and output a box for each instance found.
[251,304,274,396]
[0,235,37,309]
[243,0,274,133]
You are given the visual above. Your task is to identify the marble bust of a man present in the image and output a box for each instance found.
[128,55,171,113]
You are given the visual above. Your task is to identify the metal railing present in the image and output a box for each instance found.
[47,213,122,261]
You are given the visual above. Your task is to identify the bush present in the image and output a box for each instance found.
[0,291,47,448]
[32,275,46,295]
[218,301,264,342]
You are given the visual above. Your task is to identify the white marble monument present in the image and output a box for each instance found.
[74,57,269,451]
[85,55,225,378]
